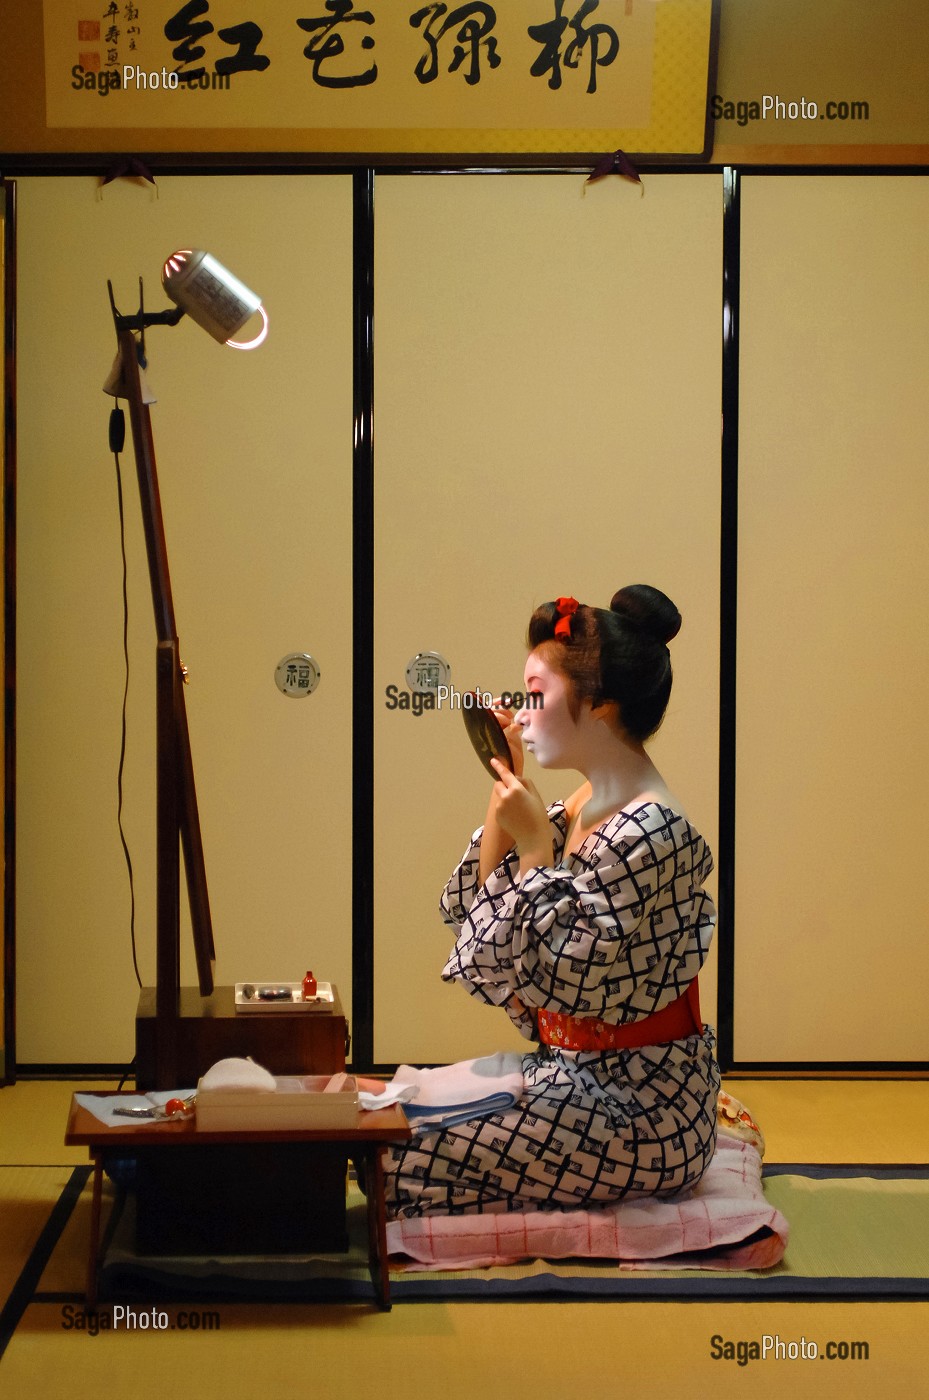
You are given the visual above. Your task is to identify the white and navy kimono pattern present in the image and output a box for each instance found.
[383,802,720,1218]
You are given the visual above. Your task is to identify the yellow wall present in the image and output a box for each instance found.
[0,185,5,1078]
[373,172,722,1064]
[16,177,354,1062]
[736,176,929,1061]
[11,169,929,1068]
[14,171,724,1068]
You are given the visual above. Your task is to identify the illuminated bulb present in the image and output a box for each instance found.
[162,248,268,349]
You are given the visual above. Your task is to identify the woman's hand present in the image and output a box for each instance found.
[476,708,532,887]
[490,759,553,872]
[490,699,524,779]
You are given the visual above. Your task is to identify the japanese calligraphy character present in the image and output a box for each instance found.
[415,661,441,689]
[296,1,377,89]
[528,0,619,95]
[103,2,119,19]
[215,21,270,74]
[165,0,214,84]
[123,3,140,19]
[410,3,500,86]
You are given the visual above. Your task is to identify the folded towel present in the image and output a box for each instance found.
[381,1054,524,1131]
[393,1053,525,1104]
[402,1092,518,1133]
[359,1053,525,1126]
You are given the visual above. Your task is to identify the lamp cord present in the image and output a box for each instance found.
[109,403,142,991]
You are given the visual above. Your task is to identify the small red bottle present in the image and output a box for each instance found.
[302,970,318,1000]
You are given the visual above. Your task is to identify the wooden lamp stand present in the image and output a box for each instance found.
[109,306,345,1090]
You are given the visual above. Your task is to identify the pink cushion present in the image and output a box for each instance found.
[386,1135,787,1271]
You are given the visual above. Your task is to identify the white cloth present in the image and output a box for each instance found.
[74,1091,196,1127]
[359,1056,524,1128]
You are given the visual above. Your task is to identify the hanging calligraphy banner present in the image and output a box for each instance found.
[42,0,718,158]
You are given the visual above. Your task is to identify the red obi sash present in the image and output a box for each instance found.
[537,980,703,1052]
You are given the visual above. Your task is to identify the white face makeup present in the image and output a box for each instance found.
[515,651,582,769]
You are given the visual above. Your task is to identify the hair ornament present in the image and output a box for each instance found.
[554,596,580,639]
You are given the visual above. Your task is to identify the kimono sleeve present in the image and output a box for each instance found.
[507,833,671,1018]
[439,824,490,929]
[439,804,569,931]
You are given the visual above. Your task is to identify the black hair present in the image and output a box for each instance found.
[526,584,681,741]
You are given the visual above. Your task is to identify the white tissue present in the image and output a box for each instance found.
[198,1056,277,1092]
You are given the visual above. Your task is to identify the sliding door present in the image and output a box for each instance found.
[373,173,724,1065]
[16,176,354,1064]
[1,181,10,1082]
[736,175,929,1064]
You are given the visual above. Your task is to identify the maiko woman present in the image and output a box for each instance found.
[384,584,720,1217]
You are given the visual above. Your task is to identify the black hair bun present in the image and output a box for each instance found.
[609,584,682,646]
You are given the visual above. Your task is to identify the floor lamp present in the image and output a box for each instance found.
[105,253,268,1087]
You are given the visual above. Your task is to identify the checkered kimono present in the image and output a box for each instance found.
[384,802,720,1218]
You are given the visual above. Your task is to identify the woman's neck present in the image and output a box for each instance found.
[579,738,666,828]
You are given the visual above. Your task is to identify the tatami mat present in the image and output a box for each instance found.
[1,1078,927,1399]
[724,1078,929,1164]
[0,1079,124,1166]
[0,1167,81,1302]
[4,1299,929,1400]
[26,1165,929,1306]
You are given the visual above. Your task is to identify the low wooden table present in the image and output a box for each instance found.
[65,1093,411,1310]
